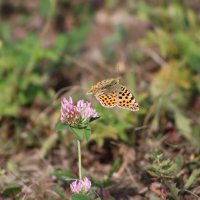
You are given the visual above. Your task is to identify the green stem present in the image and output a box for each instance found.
[77,140,82,179]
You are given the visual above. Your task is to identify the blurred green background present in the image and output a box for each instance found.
[0,0,200,199]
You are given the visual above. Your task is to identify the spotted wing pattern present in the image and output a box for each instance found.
[95,91,117,108]
[117,85,139,111]
[87,78,139,111]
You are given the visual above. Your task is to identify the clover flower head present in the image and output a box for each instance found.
[61,97,98,126]
[76,100,98,123]
[70,177,91,194]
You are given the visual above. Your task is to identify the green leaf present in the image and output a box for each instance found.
[72,194,90,200]
[55,122,70,143]
[167,182,181,200]
[54,185,68,199]
[174,156,184,168]
[70,126,84,141]
[55,123,89,141]
[84,126,91,141]
[2,183,22,197]
[108,158,121,178]
[55,122,69,133]
[174,110,192,140]
[51,169,77,181]
[184,169,200,189]
[147,169,160,178]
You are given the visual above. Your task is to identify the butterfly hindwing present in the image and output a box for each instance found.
[117,85,139,111]
[95,91,117,108]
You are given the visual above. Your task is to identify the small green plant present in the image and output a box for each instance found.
[147,150,181,200]
[148,151,177,179]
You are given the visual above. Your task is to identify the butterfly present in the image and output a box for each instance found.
[87,77,139,111]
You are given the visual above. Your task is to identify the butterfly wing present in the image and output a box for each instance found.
[88,78,139,111]
[117,85,139,111]
[95,91,117,108]
[87,78,120,95]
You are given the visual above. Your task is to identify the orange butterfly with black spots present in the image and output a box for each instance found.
[87,78,139,111]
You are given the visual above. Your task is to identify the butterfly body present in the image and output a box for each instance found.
[87,78,139,111]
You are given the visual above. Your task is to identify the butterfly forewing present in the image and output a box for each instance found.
[87,78,120,95]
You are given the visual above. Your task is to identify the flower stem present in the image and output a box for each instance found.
[77,140,82,179]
